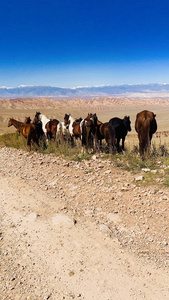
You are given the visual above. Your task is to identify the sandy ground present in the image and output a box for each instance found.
[0,147,169,300]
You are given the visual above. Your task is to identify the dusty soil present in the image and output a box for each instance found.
[0,147,169,300]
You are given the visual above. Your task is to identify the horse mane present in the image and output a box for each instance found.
[69,115,75,123]
[75,117,83,123]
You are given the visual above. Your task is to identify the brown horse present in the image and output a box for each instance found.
[8,118,39,151]
[91,113,110,150]
[82,113,96,150]
[135,110,157,156]
[64,113,94,151]
[35,112,63,141]
[64,114,84,142]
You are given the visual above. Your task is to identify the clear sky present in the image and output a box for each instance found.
[1,0,169,87]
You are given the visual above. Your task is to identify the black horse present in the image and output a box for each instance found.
[108,116,131,152]
[33,116,47,149]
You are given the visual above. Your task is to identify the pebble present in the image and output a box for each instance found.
[135,175,144,181]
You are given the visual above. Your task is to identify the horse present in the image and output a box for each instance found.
[91,113,109,150]
[35,112,63,141]
[135,110,157,156]
[30,116,47,149]
[64,113,95,152]
[82,113,96,151]
[8,118,39,151]
[64,114,84,143]
[108,116,131,153]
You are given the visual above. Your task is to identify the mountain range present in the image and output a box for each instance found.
[1,83,169,98]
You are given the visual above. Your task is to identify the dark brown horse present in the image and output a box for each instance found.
[135,110,157,156]
[82,113,96,150]
[92,113,110,150]
[8,118,39,151]
[108,116,131,153]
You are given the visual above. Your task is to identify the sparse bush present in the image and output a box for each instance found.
[158,142,169,156]
[1,132,169,185]
[0,132,27,150]
[151,142,158,157]
[131,145,139,154]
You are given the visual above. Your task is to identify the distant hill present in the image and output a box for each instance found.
[1,83,169,98]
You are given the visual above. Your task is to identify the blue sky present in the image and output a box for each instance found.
[0,0,169,87]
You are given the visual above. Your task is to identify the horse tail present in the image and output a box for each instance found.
[108,120,116,150]
[138,117,150,155]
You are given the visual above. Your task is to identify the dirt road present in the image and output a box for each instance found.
[0,147,169,300]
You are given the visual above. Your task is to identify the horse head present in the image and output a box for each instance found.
[33,115,39,123]
[8,118,13,127]
[64,114,70,126]
[35,112,41,120]
[75,117,83,123]
[123,116,131,132]
[25,116,31,124]
[90,113,98,126]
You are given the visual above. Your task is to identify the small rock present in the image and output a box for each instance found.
[99,224,111,233]
[104,170,112,175]
[91,155,97,160]
[151,170,157,174]
[52,214,75,225]
[135,175,144,181]
[142,168,151,172]
[107,213,121,223]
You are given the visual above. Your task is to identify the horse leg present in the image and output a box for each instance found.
[94,135,100,152]
[117,137,120,152]
[88,132,94,153]
[122,137,125,151]
[85,127,90,152]
[110,134,116,154]
[27,138,31,151]
[52,129,56,141]
[34,135,40,148]
[71,136,74,146]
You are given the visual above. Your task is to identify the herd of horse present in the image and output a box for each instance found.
[7,110,157,156]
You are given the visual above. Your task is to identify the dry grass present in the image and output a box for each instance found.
[1,97,169,187]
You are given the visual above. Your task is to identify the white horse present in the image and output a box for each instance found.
[35,112,68,142]
[68,115,76,137]
[60,121,69,136]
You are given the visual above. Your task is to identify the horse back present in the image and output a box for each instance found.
[72,121,81,135]
[135,110,157,135]
[109,117,126,138]
[100,122,109,138]
[22,124,36,138]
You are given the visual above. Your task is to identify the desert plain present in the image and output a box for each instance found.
[1,96,169,144]
[0,97,169,300]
